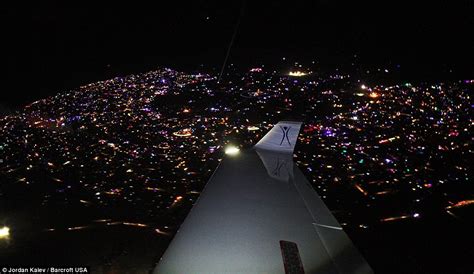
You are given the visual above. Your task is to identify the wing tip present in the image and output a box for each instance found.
[254,121,303,153]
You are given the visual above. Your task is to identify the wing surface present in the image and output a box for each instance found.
[154,121,372,274]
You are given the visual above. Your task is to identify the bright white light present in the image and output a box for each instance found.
[0,226,10,238]
[289,71,307,77]
[361,84,367,90]
[225,146,240,155]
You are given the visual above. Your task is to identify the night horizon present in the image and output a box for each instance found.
[3,1,474,107]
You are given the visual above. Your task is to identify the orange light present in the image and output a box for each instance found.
[380,215,410,222]
[446,200,474,209]
[354,184,368,196]
[369,92,379,98]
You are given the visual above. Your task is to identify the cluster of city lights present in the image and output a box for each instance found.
[0,66,471,255]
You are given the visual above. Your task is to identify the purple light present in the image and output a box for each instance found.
[323,129,335,137]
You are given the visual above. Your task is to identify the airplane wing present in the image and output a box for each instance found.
[154,121,373,274]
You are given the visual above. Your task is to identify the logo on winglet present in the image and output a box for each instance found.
[279,126,292,146]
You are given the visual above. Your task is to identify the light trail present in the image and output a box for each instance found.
[217,0,246,83]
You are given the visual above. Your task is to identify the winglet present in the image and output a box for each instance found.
[254,121,303,154]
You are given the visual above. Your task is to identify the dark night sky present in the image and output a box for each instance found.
[2,1,473,108]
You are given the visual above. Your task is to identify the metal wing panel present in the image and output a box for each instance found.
[154,150,372,274]
[293,167,374,274]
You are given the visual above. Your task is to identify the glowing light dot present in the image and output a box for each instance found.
[369,92,379,98]
[288,71,307,77]
[225,146,240,155]
[0,226,10,238]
